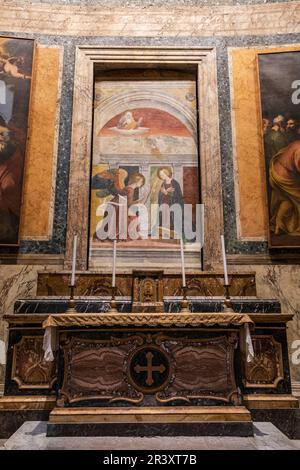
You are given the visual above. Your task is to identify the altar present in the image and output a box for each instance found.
[0,271,298,439]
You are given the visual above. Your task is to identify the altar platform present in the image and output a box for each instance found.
[0,271,299,439]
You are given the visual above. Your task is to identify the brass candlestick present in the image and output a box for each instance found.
[66,284,77,313]
[223,284,234,313]
[181,286,190,313]
[108,285,118,313]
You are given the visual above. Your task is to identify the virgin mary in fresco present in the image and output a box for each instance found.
[157,166,184,238]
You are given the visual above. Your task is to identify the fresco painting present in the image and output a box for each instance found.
[89,78,200,264]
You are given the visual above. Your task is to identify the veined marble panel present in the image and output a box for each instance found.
[21,45,63,241]
[229,44,300,241]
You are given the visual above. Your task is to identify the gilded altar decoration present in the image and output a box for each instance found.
[0,37,34,245]
[42,312,253,329]
[132,270,164,313]
[36,271,257,297]
[258,51,300,248]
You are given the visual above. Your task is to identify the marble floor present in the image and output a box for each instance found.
[0,421,300,450]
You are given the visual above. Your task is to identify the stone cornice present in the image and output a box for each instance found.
[0,1,300,37]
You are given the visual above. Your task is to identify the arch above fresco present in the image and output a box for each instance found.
[96,90,197,138]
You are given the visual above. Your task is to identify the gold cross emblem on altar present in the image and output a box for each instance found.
[134,351,166,386]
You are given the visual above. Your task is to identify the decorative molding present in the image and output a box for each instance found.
[4,313,293,326]
[36,271,257,297]
[243,394,299,409]
[291,380,300,398]
[0,254,64,265]
[42,312,253,328]
[64,46,223,271]
[227,253,300,265]
[0,395,56,410]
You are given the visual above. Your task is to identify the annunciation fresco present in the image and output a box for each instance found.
[258,51,300,248]
[89,77,200,266]
[0,37,34,245]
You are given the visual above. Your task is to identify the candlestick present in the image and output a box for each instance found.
[108,285,118,313]
[181,285,190,313]
[112,239,117,288]
[66,284,76,313]
[180,237,186,288]
[108,240,118,313]
[223,283,234,312]
[220,234,229,286]
[70,235,78,286]
[201,204,205,248]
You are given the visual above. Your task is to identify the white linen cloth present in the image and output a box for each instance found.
[42,326,57,362]
[245,323,255,362]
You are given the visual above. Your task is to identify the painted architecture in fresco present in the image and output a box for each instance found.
[89,78,200,266]
[258,51,300,248]
[0,37,34,245]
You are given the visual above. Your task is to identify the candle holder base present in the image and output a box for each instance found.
[108,287,118,313]
[66,285,77,313]
[65,305,77,313]
[223,284,234,313]
[181,286,190,313]
[108,299,118,313]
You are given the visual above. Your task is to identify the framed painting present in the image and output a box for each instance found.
[88,70,201,268]
[0,36,35,246]
[258,50,300,248]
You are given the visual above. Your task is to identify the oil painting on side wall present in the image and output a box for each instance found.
[258,51,300,248]
[89,77,200,267]
[0,36,34,245]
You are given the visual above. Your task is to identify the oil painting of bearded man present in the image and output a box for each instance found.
[0,124,23,243]
[269,140,300,243]
[0,36,34,245]
[258,51,300,247]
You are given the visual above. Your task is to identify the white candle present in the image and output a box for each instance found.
[112,239,117,288]
[70,235,78,286]
[180,238,186,287]
[221,234,229,285]
[201,203,205,248]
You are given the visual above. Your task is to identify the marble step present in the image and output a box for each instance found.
[49,405,252,424]
[47,406,254,437]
